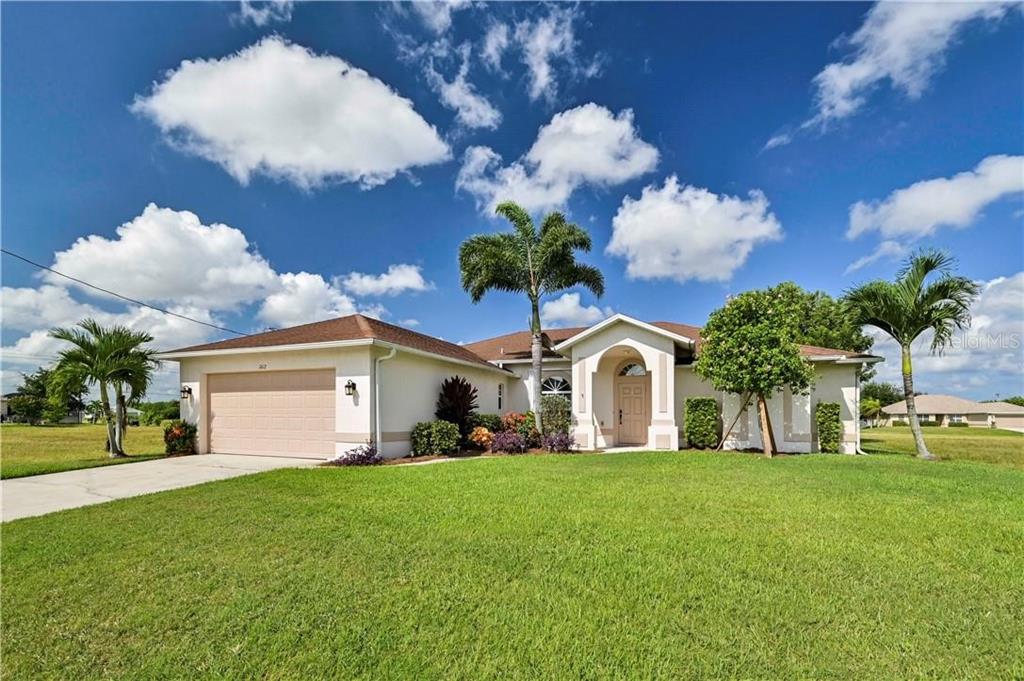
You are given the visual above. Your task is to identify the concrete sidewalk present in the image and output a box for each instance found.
[2,454,318,522]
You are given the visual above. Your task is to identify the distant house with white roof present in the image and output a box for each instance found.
[882,395,1024,430]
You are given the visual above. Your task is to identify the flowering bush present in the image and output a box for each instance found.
[163,420,197,455]
[468,426,493,449]
[327,442,381,466]
[501,411,527,432]
[542,432,576,453]
[540,395,571,435]
[491,430,527,454]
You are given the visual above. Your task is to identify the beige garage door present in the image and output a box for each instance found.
[208,370,335,458]
[996,415,1024,430]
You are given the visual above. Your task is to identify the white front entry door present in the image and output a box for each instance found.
[616,381,647,445]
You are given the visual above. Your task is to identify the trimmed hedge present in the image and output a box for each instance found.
[815,402,842,453]
[684,397,719,449]
[410,420,461,456]
[948,422,969,428]
[469,413,502,433]
[540,395,571,435]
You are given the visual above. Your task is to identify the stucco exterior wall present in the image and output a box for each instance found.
[502,361,572,414]
[568,321,679,450]
[177,346,373,457]
[376,349,510,458]
[719,362,861,454]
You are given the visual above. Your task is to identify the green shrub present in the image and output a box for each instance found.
[921,421,939,427]
[948,422,969,428]
[469,413,502,432]
[411,422,433,456]
[430,420,461,454]
[892,421,908,427]
[411,420,461,456]
[540,395,571,435]
[815,402,842,453]
[163,420,197,455]
[684,397,719,449]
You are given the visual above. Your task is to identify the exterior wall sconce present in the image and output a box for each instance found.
[344,380,357,396]
[180,386,193,400]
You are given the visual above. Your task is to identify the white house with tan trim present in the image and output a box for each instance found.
[156,313,881,459]
[881,394,1024,430]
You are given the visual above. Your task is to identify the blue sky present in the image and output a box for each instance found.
[2,1,1022,400]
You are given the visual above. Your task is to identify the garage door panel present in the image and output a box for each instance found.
[209,370,335,458]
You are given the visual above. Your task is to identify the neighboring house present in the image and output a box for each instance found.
[882,395,1024,430]
[155,313,881,459]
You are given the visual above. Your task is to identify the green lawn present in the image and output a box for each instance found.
[3,452,1022,679]
[862,425,1024,468]
[0,424,166,479]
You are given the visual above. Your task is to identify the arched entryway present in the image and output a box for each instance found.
[613,359,650,445]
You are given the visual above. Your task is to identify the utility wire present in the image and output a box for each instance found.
[1,248,248,337]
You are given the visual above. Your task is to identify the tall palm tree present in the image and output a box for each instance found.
[50,319,157,456]
[843,250,979,460]
[459,201,605,432]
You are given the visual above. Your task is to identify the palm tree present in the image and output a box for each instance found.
[459,201,604,432]
[860,396,882,427]
[843,250,979,459]
[50,320,157,456]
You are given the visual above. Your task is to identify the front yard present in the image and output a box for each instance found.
[3,451,1021,679]
[0,424,165,479]
[862,425,1024,468]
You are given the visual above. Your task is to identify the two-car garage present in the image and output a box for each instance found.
[207,369,336,458]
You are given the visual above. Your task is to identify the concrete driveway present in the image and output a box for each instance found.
[2,454,318,522]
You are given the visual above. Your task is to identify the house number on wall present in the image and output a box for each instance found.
[257,364,268,370]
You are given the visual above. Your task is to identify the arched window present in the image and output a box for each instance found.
[541,377,572,396]
[618,362,646,377]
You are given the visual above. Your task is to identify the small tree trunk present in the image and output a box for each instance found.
[115,389,127,454]
[717,392,753,451]
[757,393,774,458]
[901,345,934,460]
[99,381,123,457]
[530,300,544,435]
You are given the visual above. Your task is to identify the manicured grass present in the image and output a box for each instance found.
[0,424,165,479]
[3,452,1022,679]
[862,425,1024,468]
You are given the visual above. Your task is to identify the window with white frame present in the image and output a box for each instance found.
[541,377,571,397]
[498,384,503,410]
[618,362,646,377]
[949,414,964,423]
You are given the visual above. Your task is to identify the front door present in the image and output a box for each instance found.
[616,381,647,445]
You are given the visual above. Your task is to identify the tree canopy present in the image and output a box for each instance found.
[695,286,814,456]
[861,382,903,407]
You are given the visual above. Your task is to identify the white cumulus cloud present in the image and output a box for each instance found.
[844,240,907,275]
[339,264,434,297]
[540,292,613,327]
[258,272,359,329]
[425,43,501,129]
[409,0,471,34]
[848,155,1024,240]
[235,0,293,26]
[514,6,600,102]
[808,2,1017,126]
[607,175,783,283]
[132,37,450,190]
[482,22,510,71]
[457,103,658,214]
[47,203,280,310]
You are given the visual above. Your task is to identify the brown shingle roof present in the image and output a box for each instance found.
[466,319,874,362]
[462,327,587,361]
[163,314,504,371]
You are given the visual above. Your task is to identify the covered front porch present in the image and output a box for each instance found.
[555,315,696,451]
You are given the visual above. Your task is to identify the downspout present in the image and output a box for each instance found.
[374,345,397,449]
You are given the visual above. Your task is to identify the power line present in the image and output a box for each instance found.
[1,248,247,337]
